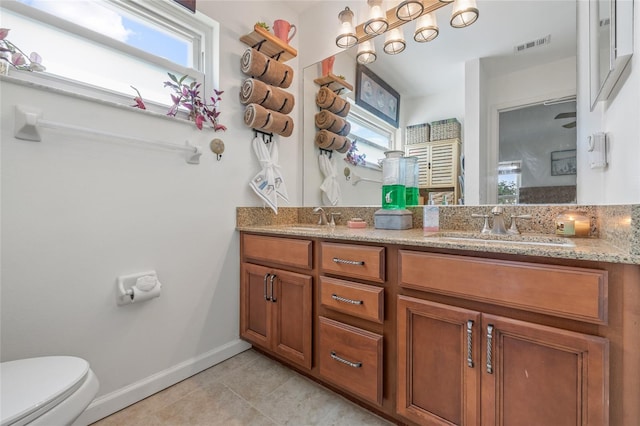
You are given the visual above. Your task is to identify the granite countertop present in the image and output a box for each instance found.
[237,224,639,265]
[237,205,640,265]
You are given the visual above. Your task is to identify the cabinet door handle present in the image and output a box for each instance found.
[263,273,271,301]
[466,320,474,368]
[330,351,362,368]
[486,324,494,374]
[269,274,277,302]
[332,257,365,266]
[331,294,363,305]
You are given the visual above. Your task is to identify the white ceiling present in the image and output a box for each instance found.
[302,1,578,99]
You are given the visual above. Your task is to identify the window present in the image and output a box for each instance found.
[346,103,394,168]
[498,160,522,204]
[1,0,218,112]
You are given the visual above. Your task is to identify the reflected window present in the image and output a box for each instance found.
[346,104,394,168]
[498,161,521,204]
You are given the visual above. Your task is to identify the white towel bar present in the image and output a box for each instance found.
[14,105,202,164]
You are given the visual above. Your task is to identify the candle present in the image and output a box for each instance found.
[557,211,590,237]
[555,218,575,236]
[571,215,590,237]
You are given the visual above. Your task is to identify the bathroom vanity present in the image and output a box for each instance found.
[237,207,640,425]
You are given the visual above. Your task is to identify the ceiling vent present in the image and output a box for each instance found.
[514,34,551,53]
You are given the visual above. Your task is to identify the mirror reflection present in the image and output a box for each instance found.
[303,0,578,207]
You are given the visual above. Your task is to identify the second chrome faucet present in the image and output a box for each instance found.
[472,206,531,235]
[313,207,341,227]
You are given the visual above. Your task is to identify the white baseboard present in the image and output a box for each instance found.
[74,339,252,425]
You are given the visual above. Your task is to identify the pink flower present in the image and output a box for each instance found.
[194,114,204,130]
[0,29,45,72]
[163,72,226,131]
[130,86,146,110]
[11,52,25,66]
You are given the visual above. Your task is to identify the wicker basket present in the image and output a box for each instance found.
[405,123,430,145]
[430,118,461,141]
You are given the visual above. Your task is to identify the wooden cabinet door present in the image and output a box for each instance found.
[405,143,432,188]
[397,296,481,425]
[272,268,313,369]
[481,314,609,426]
[429,140,458,188]
[240,263,272,349]
[405,139,459,188]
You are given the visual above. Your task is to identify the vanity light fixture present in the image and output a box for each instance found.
[414,12,439,42]
[335,0,479,57]
[364,0,389,35]
[384,27,406,55]
[357,40,377,64]
[336,6,358,48]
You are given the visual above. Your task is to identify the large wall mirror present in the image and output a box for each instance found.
[303,0,578,207]
[589,0,634,110]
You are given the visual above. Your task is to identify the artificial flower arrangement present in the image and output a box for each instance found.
[344,139,367,167]
[132,73,226,131]
[0,28,45,72]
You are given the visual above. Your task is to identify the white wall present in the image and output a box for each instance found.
[577,0,640,204]
[0,1,301,423]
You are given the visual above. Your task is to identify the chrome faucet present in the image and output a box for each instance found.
[313,207,328,225]
[490,206,508,234]
[313,208,341,227]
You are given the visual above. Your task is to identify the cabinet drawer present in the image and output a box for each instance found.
[242,234,313,270]
[319,317,383,405]
[320,242,385,283]
[399,251,608,324]
[320,277,384,323]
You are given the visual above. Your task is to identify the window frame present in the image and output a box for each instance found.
[346,102,396,169]
[1,0,219,117]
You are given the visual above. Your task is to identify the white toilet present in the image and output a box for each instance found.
[1,356,99,426]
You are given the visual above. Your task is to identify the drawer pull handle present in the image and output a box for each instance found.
[263,273,271,301]
[330,351,362,368]
[331,294,363,305]
[269,274,277,303]
[466,320,474,368]
[332,257,365,266]
[486,324,494,374]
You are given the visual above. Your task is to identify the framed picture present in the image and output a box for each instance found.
[355,64,400,128]
[551,149,577,176]
[173,0,196,12]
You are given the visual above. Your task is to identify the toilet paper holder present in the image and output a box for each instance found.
[117,270,162,306]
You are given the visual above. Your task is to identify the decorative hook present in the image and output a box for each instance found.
[253,129,273,144]
[209,138,225,161]
[319,148,333,159]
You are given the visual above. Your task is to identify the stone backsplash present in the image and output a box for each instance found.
[237,204,638,252]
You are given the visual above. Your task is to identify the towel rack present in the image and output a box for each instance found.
[319,148,333,159]
[253,129,273,144]
[14,105,203,164]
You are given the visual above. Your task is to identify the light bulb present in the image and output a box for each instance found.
[414,12,439,42]
[450,0,479,28]
[364,0,389,35]
[396,1,424,21]
[357,40,377,64]
[336,7,358,48]
[384,27,406,55]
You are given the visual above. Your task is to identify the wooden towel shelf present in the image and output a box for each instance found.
[240,24,297,62]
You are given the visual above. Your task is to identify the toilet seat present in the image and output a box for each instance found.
[1,356,98,426]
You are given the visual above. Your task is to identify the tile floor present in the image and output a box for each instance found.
[91,349,395,426]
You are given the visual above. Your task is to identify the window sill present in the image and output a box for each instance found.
[0,72,209,130]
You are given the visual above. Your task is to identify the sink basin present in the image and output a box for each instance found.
[427,232,576,248]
